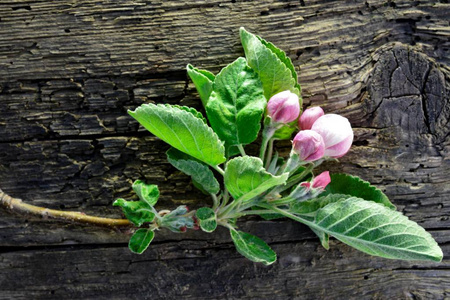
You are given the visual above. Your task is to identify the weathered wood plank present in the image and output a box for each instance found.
[0,0,449,298]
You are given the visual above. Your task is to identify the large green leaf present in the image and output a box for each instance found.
[196,207,217,233]
[298,197,443,262]
[113,198,155,227]
[240,27,300,99]
[230,229,277,265]
[224,156,289,202]
[206,57,266,147]
[132,180,159,206]
[323,173,395,210]
[129,229,155,254]
[129,104,226,166]
[187,64,215,107]
[166,148,220,194]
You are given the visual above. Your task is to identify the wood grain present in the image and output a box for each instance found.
[0,0,449,298]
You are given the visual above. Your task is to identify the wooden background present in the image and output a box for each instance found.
[0,0,449,299]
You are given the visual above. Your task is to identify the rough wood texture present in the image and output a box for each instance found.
[0,0,449,299]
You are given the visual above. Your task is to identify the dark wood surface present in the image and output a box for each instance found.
[0,0,449,299]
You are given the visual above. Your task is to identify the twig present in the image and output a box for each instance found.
[0,188,132,228]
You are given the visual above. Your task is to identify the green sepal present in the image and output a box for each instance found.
[113,198,155,227]
[129,229,155,254]
[230,229,277,265]
[323,173,396,209]
[195,207,217,233]
[132,180,159,206]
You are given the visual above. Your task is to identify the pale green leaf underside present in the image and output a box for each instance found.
[225,156,288,202]
[132,180,159,206]
[166,148,220,194]
[206,57,266,147]
[301,197,443,262]
[230,230,277,265]
[129,229,155,254]
[196,207,217,233]
[129,104,226,166]
[187,64,215,108]
[240,27,299,99]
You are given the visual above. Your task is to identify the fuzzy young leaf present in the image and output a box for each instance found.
[230,230,277,265]
[206,57,266,147]
[166,148,220,194]
[129,229,155,254]
[323,173,396,209]
[224,156,289,202]
[301,197,443,262]
[290,193,349,218]
[196,207,217,233]
[129,104,226,167]
[240,27,300,99]
[187,64,215,107]
[113,199,155,227]
[132,180,159,206]
[256,36,302,95]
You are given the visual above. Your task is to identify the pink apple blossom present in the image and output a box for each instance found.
[311,114,353,158]
[312,171,331,189]
[292,130,325,161]
[299,106,324,130]
[267,90,300,124]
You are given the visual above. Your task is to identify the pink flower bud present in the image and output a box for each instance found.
[311,114,353,158]
[292,130,325,161]
[267,90,300,123]
[312,171,331,189]
[299,106,324,130]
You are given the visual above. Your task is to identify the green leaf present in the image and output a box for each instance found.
[256,36,302,95]
[113,198,155,227]
[196,207,217,233]
[129,229,155,254]
[187,64,215,107]
[290,194,349,218]
[240,27,300,99]
[132,180,159,206]
[230,229,277,265]
[224,156,289,202]
[173,105,207,124]
[166,148,220,194]
[206,57,266,147]
[129,104,226,166]
[301,197,443,262]
[272,121,298,140]
[323,173,396,210]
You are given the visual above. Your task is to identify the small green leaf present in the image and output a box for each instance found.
[224,156,289,202]
[206,57,266,147]
[296,197,443,262]
[113,198,155,227]
[187,64,215,107]
[166,148,220,194]
[196,207,217,233]
[230,229,277,265]
[272,121,298,140]
[323,173,396,209]
[129,104,226,167]
[132,180,159,206]
[240,27,300,99]
[129,229,155,254]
